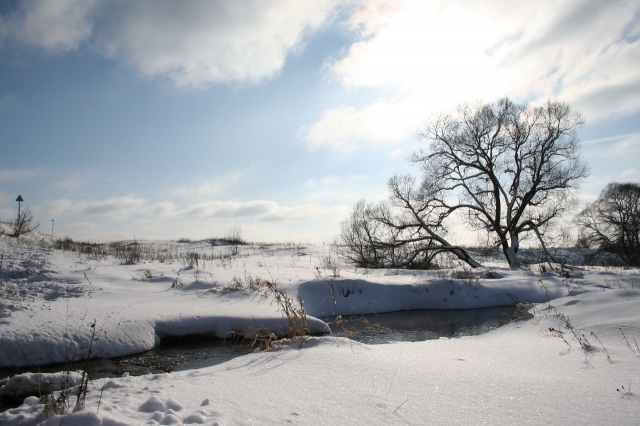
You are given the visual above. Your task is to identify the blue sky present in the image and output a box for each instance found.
[0,0,639,243]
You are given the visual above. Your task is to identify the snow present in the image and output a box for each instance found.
[1,231,639,424]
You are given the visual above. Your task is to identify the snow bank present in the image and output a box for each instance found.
[1,237,639,423]
[2,287,639,424]
[0,371,83,399]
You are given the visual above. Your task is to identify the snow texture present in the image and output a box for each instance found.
[0,232,639,424]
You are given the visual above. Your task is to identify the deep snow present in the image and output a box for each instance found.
[1,231,639,424]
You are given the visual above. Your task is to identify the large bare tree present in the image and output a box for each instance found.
[337,98,587,269]
[412,98,588,268]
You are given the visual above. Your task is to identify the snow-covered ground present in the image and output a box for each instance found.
[1,230,639,425]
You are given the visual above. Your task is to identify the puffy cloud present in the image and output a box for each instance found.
[5,0,98,52]
[308,0,640,150]
[2,0,339,87]
[96,0,339,87]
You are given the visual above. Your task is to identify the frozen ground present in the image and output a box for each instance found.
[0,229,639,424]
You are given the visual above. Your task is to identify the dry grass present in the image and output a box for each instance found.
[229,276,311,350]
[450,267,478,285]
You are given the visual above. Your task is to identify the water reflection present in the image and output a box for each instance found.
[325,306,514,344]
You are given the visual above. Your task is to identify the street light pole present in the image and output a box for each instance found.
[51,220,54,238]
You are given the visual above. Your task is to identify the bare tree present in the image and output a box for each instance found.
[9,207,39,238]
[575,182,640,266]
[335,199,389,268]
[335,174,482,269]
[336,98,587,270]
[411,98,588,268]
[226,225,245,244]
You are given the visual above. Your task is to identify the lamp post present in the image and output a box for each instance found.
[51,220,54,238]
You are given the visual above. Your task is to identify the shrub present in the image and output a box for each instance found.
[8,207,38,238]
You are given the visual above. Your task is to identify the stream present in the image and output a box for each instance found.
[0,306,513,411]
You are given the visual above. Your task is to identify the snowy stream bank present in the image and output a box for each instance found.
[1,237,639,424]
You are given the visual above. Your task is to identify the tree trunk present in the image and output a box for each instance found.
[451,248,482,268]
[510,231,520,254]
[502,243,521,269]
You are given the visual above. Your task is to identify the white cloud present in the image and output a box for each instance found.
[98,1,340,87]
[584,132,640,159]
[321,175,342,185]
[42,192,349,228]
[0,168,38,183]
[307,0,640,150]
[6,0,98,52]
[619,169,638,180]
[2,0,339,87]
[261,204,347,223]
[581,132,640,146]
[82,195,146,216]
[46,195,146,218]
[166,171,244,200]
[179,199,346,223]
[329,1,508,93]
[140,202,176,218]
[299,173,389,204]
[182,200,275,220]
[498,1,640,120]
[304,100,425,150]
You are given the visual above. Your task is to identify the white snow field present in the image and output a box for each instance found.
[1,230,639,425]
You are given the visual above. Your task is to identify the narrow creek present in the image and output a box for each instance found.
[0,306,513,411]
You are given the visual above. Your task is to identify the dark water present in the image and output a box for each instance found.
[0,335,253,382]
[0,307,513,411]
[0,336,254,412]
[326,306,515,344]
